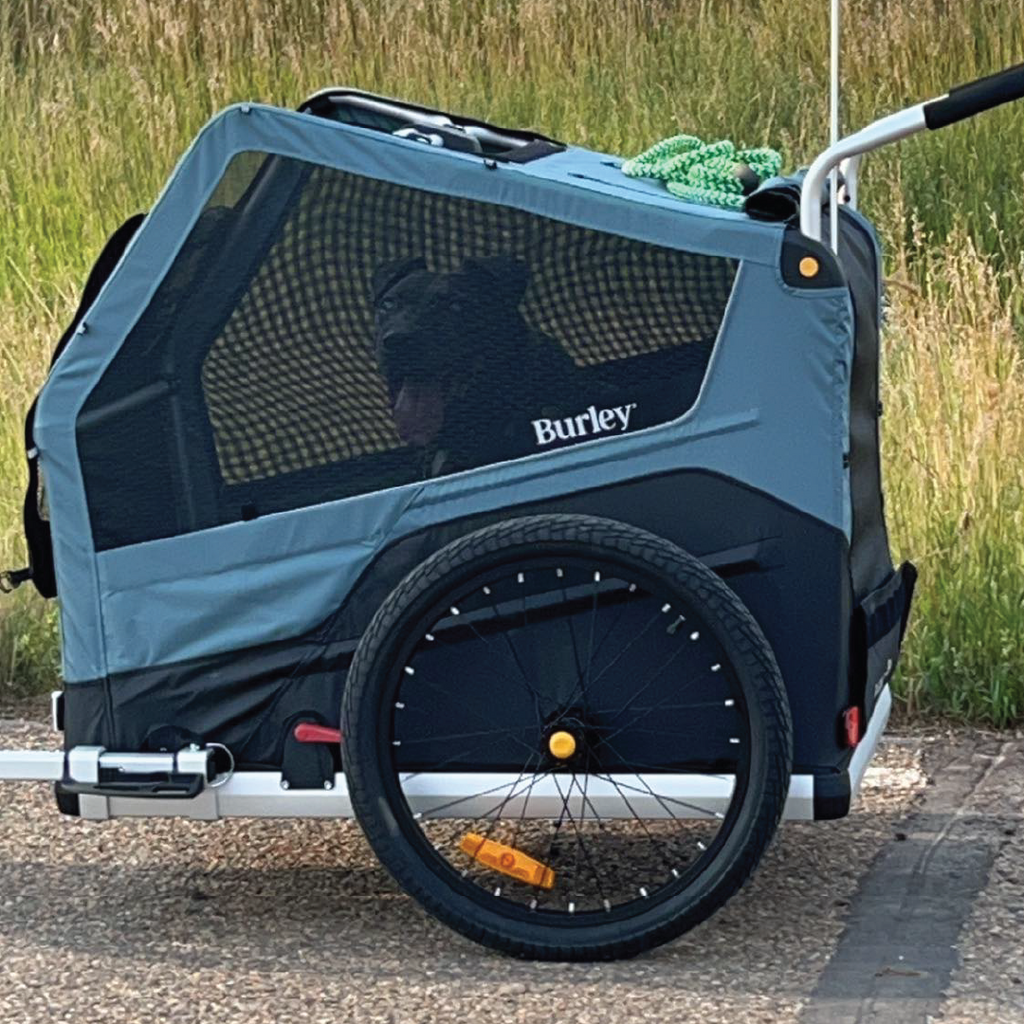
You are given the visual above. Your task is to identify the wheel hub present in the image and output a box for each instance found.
[547,729,577,760]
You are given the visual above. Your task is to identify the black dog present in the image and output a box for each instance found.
[371,255,579,476]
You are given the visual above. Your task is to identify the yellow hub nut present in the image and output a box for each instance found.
[548,730,577,760]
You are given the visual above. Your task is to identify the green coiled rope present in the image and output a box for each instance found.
[621,135,783,210]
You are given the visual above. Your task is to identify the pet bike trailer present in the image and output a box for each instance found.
[3,62,1024,961]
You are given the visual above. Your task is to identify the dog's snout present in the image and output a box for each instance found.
[378,331,415,359]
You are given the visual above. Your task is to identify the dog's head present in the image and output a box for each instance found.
[371,255,530,447]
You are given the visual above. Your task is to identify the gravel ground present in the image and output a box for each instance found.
[0,716,947,1024]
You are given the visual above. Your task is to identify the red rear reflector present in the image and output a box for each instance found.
[293,722,342,745]
[843,707,862,748]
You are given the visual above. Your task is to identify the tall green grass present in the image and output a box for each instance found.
[1,0,1023,721]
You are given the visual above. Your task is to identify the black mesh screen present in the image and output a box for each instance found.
[77,152,738,550]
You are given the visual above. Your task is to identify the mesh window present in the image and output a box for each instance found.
[77,152,738,550]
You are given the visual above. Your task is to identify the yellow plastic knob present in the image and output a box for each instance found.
[799,256,820,279]
[548,730,577,760]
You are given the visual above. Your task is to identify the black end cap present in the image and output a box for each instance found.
[813,771,852,820]
[54,782,81,817]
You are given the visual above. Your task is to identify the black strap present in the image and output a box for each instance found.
[895,561,918,644]
[20,213,146,598]
[0,568,33,594]
[493,139,567,164]
[863,561,918,648]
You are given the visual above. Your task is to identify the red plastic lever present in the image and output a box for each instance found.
[293,722,342,745]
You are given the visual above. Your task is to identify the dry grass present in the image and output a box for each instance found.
[883,227,1024,724]
[1,0,1023,721]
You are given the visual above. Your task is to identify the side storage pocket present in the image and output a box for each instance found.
[852,561,918,723]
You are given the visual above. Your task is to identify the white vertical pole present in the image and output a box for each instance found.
[830,0,841,252]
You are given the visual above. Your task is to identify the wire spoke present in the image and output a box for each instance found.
[543,783,570,862]
[592,764,684,880]
[410,766,554,821]
[419,762,550,856]
[398,731,531,785]
[590,664,722,757]
[393,725,534,747]
[460,769,553,861]
[593,772,725,820]
[578,749,608,834]
[578,602,668,694]
[405,673,539,762]
[553,772,607,906]
[569,767,592,894]
[587,699,737,716]
[453,612,546,712]
[602,643,696,726]
[564,586,639,711]
[597,725,729,740]
[578,575,600,709]
[592,754,734,781]
[560,576,584,699]
[599,736,718,822]
[477,750,544,847]
[510,758,546,850]
[474,591,551,718]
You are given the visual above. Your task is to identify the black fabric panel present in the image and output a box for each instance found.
[850,560,918,723]
[63,678,115,750]
[66,637,352,767]
[64,470,857,775]
[745,172,895,604]
[22,213,146,597]
[835,212,893,601]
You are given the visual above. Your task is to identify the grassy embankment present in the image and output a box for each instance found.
[1,0,1022,722]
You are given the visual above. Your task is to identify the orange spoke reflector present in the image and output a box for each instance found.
[459,833,556,890]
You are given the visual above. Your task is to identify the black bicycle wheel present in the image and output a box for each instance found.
[342,515,791,960]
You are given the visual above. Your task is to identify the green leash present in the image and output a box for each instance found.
[621,135,783,210]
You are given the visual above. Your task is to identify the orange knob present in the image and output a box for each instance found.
[548,730,577,759]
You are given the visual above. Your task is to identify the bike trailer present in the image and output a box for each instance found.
[3,63,1023,960]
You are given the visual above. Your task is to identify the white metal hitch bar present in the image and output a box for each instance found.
[802,61,1024,248]
[0,744,216,800]
[0,687,892,823]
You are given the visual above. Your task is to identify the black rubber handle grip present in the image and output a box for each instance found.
[924,62,1024,130]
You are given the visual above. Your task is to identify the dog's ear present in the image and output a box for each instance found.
[371,256,427,303]
[461,256,530,307]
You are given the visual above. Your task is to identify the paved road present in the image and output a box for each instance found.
[0,717,1021,1023]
